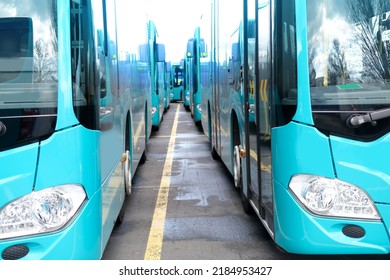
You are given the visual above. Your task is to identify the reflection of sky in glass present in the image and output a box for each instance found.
[0,1,57,85]
[307,0,390,84]
[307,0,354,81]
[0,1,56,56]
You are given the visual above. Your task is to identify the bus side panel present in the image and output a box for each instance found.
[271,122,334,189]
[330,134,390,204]
[0,144,38,207]
[35,127,100,197]
[23,127,102,259]
[116,26,148,172]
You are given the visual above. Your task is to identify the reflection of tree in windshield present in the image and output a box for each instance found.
[34,39,57,82]
[347,0,390,83]
[0,1,58,83]
[307,0,390,87]
[328,39,349,85]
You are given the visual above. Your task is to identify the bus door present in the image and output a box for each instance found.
[245,0,274,233]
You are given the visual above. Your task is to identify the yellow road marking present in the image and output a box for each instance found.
[250,149,272,173]
[144,104,180,260]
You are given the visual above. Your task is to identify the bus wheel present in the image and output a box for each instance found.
[124,150,132,195]
[233,145,241,189]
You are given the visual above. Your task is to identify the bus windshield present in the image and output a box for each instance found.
[307,0,390,141]
[173,65,183,87]
[0,1,58,151]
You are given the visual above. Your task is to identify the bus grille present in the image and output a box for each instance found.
[342,225,365,239]
[2,245,29,260]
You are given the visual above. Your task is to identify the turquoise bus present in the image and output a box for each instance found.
[147,21,165,131]
[186,28,207,126]
[202,0,390,254]
[170,61,185,102]
[0,0,151,259]
[164,61,171,111]
[183,53,191,110]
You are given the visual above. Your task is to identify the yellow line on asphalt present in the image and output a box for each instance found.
[144,104,180,260]
[250,149,272,173]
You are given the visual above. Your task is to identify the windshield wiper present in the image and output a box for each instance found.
[347,107,390,128]
[0,121,6,136]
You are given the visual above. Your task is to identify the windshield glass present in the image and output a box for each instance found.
[0,1,58,151]
[307,0,390,141]
[173,66,183,87]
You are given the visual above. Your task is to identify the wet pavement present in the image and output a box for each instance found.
[102,102,390,260]
[102,102,286,260]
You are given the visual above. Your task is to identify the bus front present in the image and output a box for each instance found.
[275,0,390,254]
[171,64,184,102]
[0,1,101,259]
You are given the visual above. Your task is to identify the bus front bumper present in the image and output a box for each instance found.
[0,190,102,260]
[274,180,390,255]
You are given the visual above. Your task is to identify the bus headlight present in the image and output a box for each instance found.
[151,106,157,116]
[289,175,380,220]
[0,185,86,240]
[196,104,202,113]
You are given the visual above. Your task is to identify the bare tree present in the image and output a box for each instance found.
[328,39,349,85]
[347,0,390,83]
[34,39,57,82]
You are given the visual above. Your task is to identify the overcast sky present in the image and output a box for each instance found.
[145,0,209,63]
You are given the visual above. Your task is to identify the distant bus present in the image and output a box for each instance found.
[147,21,165,131]
[170,61,185,102]
[202,0,390,254]
[183,54,191,110]
[164,61,171,111]
[0,0,151,259]
[186,29,206,126]
[156,44,170,114]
